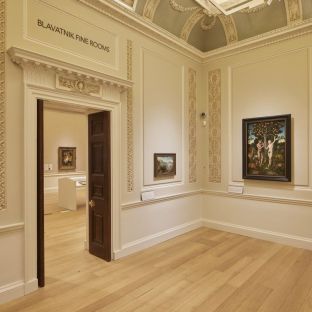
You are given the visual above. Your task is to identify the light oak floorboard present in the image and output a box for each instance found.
[1,208,312,312]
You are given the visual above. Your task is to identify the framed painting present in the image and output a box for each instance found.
[58,147,76,171]
[154,153,176,178]
[242,114,291,182]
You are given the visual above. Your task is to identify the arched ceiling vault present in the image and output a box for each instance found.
[113,0,312,52]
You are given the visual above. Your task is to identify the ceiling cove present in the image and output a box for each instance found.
[111,0,312,52]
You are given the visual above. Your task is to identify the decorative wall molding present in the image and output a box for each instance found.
[0,0,5,211]
[169,0,198,13]
[208,69,221,183]
[127,40,134,192]
[0,222,24,234]
[8,47,132,104]
[219,15,238,44]
[188,68,197,183]
[204,189,312,207]
[56,75,102,97]
[121,190,202,209]
[181,9,205,41]
[143,0,160,21]
[285,0,303,24]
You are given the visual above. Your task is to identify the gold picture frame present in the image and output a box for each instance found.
[58,147,76,171]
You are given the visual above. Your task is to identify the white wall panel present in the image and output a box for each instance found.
[143,49,183,186]
[231,49,309,185]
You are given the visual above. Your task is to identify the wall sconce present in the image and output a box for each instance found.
[200,112,207,127]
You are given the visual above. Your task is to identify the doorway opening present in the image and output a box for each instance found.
[37,99,112,287]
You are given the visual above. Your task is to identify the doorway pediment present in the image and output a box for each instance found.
[8,47,132,103]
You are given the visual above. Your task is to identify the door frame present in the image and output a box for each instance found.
[24,88,121,293]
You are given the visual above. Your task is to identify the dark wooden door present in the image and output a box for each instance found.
[37,99,45,287]
[88,111,111,261]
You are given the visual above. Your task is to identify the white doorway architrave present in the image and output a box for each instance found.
[8,47,131,295]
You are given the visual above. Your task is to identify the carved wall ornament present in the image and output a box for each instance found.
[169,0,198,12]
[201,15,217,30]
[127,40,134,192]
[57,75,102,96]
[0,0,5,211]
[208,69,221,183]
[219,15,238,44]
[143,0,160,20]
[181,9,206,41]
[188,68,197,183]
[285,0,303,24]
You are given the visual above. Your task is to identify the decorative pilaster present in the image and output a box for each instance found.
[188,68,197,183]
[0,0,5,210]
[127,40,134,192]
[208,69,221,183]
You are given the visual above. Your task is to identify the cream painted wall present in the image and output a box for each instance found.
[44,108,87,173]
[203,33,312,244]
[1,0,204,302]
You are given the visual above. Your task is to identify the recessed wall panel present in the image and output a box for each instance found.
[143,50,183,186]
[231,49,309,186]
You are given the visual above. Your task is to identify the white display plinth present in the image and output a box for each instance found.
[58,176,86,211]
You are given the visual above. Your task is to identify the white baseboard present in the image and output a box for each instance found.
[113,219,203,259]
[0,278,38,304]
[0,281,24,304]
[203,218,312,250]
[24,278,38,294]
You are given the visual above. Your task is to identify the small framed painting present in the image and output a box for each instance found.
[154,153,176,178]
[58,147,76,171]
[242,114,291,182]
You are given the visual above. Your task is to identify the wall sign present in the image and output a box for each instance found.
[26,0,118,69]
[37,19,111,53]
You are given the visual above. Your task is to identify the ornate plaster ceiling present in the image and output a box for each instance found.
[112,0,312,52]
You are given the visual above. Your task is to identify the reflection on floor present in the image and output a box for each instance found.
[2,223,312,311]
[44,189,86,214]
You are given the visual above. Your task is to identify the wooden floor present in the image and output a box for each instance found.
[1,209,312,312]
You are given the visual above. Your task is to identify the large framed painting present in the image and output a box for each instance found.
[242,114,291,182]
[58,147,76,171]
[154,153,176,178]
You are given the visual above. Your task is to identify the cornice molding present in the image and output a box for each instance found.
[7,47,132,89]
[78,0,312,64]
[78,0,204,62]
[203,18,312,62]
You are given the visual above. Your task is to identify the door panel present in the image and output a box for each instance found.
[88,111,111,261]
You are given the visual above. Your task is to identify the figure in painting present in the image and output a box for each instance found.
[256,139,265,166]
[266,136,278,168]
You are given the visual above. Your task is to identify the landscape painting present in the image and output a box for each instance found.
[242,114,291,182]
[154,153,176,178]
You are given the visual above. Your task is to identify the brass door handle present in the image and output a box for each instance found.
[89,200,95,208]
